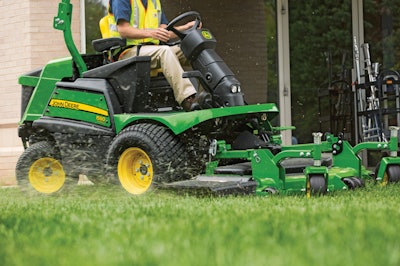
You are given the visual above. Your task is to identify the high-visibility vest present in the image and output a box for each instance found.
[106,0,162,45]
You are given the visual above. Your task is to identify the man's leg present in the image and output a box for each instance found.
[169,45,190,66]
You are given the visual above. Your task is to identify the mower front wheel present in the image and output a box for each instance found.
[106,123,192,195]
[117,147,154,194]
[15,141,66,194]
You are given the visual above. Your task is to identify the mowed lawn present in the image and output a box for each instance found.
[1,182,400,266]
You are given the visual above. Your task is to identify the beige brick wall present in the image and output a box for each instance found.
[0,0,81,185]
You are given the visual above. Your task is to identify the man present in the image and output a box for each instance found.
[108,0,198,111]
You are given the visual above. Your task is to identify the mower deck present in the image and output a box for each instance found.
[162,156,333,196]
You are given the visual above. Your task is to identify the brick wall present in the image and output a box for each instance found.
[0,0,80,185]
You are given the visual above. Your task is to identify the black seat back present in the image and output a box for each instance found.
[92,38,127,53]
[83,56,151,113]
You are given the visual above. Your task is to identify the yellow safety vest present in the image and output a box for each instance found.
[106,0,162,45]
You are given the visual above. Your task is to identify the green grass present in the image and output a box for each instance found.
[1,183,400,266]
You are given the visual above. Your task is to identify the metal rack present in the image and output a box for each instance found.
[318,79,354,143]
[353,37,400,143]
[354,71,400,142]
[318,39,400,146]
[318,51,354,144]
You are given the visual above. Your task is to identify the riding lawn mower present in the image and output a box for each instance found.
[15,0,400,196]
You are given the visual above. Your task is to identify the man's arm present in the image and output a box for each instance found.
[117,20,197,42]
[111,0,169,42]
[117,20,170,42]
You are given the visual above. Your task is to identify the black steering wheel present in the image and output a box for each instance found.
[166,11,202,40]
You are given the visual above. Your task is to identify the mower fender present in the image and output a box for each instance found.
[19,57,74,123]
[113,103,279,135]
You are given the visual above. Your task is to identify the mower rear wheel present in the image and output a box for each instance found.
[106,123,192,195]
[307,175,327,196]
[15,141,66,194]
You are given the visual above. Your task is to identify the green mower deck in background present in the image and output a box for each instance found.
[15,0,400,196]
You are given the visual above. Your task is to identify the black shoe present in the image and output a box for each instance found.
[181,94,200,111]
[197,91,213,109]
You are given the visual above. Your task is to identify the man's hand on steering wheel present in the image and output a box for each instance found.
[168,20,202,39]
[165,11,202,40]
[158,11,202,45]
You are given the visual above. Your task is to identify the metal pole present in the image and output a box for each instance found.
[277,0,292,145]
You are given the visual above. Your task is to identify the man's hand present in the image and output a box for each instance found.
[117,19,202,43]
[162,20,202,39]
[147,27,170,43]
[175,20,202,31]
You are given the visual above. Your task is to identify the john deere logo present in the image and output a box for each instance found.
[201,30,212,40]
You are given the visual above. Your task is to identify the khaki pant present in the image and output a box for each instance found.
[120,45,197,104]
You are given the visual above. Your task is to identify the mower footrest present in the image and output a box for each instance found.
[214,162,252,176]
[212,156,332,176]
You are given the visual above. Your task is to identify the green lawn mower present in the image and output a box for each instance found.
[16,0,400,196]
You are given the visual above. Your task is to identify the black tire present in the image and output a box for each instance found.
[350,177,364,188]
[386,165,400,183]
[375,163,400,184]
[342,177,356,190]
[15,141,67,194]
[263,187,279,195]
[106,123,195,194]
[308,175,327,196]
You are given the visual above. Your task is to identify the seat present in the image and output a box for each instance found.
[92,38,127,53]
[99,14,113,38]
[93,15,129,63]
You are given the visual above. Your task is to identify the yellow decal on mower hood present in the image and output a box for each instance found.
[49,99,109,116]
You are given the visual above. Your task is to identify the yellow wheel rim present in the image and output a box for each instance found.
[28,157,66,194]
[118,147,153,195]
[381,172,389,186]
[306,178,311,198]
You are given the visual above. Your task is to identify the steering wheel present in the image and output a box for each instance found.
[166,11,202,40]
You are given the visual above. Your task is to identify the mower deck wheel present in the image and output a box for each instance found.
[386,164,400,183]
[307,174,327,196]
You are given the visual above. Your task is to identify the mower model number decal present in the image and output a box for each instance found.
[49,99,108,116]
[96,115,107,123]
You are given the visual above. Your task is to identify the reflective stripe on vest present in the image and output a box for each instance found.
[108,0,162,45]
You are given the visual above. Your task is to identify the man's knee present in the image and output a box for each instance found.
[156,45,176,57]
